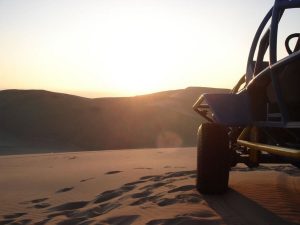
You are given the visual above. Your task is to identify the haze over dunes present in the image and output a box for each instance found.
[0,87,228,155]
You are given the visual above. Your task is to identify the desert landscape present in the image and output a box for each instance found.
[0,148,300,225]
[1,88,300,225]
[0,87,227,155]
[1,0,300,224]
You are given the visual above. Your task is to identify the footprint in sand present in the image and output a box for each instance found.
[140,181,169,190]
[0,219,14,224]
[94,184,136,204]
[1,218,32,225]
[0,214,30,225]
[130,195,162,206]
[31,198,49,204]
[55,217,88,225]
[56,187,74,193]
[47,210,76,219]
[124,180,146,186]
[63,156,77,160]
[80,177,94,182]
[167,185,195,193]
[161,193,203,206]
[49,201,89,211]
[48,202,121,224]
[27,170,203,225]
[134,167,153,170]
[146,212,217,225]
[33,203,51,209]
[18,198,50,209]
[34,218,51,225]
[105,170,123,175]
[164,171,196,178]
[68,156,77,160]
[139,175,161,180]
[100,215,140,225]
[2,212,27,219]
[131,190,153,199]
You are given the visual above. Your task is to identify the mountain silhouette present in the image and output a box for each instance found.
[0,87,228,154]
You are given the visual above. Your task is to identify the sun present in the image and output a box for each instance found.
[100,25,179,95]
[103,50,169,95]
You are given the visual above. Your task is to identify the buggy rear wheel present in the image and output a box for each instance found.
[196,123,230,194]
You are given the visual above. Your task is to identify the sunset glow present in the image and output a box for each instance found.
[1,0,294,97]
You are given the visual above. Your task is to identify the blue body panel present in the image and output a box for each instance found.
[203,92,252,126]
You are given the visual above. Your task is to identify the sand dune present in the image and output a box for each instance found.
[0,87,229,154]
[0,148,299,225]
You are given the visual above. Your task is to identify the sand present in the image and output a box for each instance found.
[0,147,299,225]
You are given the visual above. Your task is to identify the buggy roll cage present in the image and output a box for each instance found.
[246,0,300,80]
[193,0,300,127]
[239,0,300,88]
[242,0,300,125]
[193,0,300,161]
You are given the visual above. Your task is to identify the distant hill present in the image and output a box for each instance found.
[0,87,228,154]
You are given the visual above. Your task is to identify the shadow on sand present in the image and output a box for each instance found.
[1,166,299,225]
[203,188,298,225]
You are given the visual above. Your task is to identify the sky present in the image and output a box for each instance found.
[0,0,297,97]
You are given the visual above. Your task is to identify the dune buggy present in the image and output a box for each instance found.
[193,0,300,194]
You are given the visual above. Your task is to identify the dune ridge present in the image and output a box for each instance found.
[0,87,228,155]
